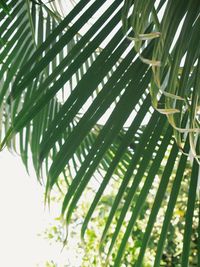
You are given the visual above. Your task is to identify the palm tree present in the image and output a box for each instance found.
[0,0,199,266]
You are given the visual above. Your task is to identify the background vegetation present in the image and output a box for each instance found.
[43,161,198,266]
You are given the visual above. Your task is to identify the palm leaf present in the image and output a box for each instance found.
[0,0,199,266]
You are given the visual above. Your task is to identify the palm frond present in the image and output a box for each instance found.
[0,0,199,266]
[123,0,200,159]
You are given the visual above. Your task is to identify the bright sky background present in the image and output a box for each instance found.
[0,149,82,267]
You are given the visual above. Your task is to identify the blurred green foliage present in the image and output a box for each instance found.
[43,162,199,266]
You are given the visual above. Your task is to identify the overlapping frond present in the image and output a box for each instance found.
[123,0,200,160]
[0,0,199,266]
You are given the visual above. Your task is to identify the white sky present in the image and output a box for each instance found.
[0,149,80,267]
